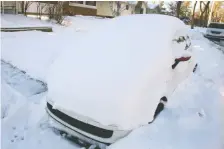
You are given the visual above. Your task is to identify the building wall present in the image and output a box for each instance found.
[96,1,113,17]
[1,1,18,14]
[64,2,97,16]
[25,2,55,15]
[97,1,135,17]
[119,2,134,16]
[1,1,147,17]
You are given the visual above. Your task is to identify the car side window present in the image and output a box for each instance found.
[172,29,192,60]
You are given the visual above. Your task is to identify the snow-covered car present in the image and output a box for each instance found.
[46,14,197,146]
[205,22,224,41]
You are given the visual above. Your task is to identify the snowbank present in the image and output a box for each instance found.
[63,15,109,31]
[1,15,106,82]
[108,26,224,149]
[108,75,224,149]
[1,14,52,28]
[47,15,187,130]
[1,80,26,120]
[1,66,81,149]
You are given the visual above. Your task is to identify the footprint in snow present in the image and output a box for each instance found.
[20,136,24,140]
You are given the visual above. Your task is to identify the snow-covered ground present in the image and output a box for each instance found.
[1,15,224,149]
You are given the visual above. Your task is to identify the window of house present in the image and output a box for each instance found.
[126,5,129,10]
[86,1,96,6]
[72,1,84,4]
[140,8,144,14]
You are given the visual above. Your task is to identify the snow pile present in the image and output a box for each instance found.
[1,30,87,82]
[1,31,63,81]
[1,15,106,82]
[108,27,224,149]
[1,14,52,28]
[1,71,81,149]
[109,75,224,149]
[63,15,109,31]
[47,14,187,130]
[1,80,26,120]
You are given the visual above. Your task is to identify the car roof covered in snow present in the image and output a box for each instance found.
[47,14,187,130]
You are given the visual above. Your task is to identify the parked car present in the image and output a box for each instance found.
[46,14,197,147]
[204,22,224,42]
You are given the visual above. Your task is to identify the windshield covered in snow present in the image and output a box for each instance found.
[208,23,224,29]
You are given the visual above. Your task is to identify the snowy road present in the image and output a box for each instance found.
[1,15,224,149]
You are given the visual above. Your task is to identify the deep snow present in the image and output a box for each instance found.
[1,14,224,149]
[46,15,190,130]
[109,29,224,149]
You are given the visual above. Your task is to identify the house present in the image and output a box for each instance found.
[0,1,20,14]
[1,1,148,17]
[55,1,148,17]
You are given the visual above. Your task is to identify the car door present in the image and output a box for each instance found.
[167,30,193,97]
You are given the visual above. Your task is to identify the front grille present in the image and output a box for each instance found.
[47,102,113,138]
[211,31,221,34]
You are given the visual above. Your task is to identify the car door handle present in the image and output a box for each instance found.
[172,56,191,69]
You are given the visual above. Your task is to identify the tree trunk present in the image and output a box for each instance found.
[176,1,182,18]
[191,1,197,29]
[199,1,210,27]
[135,1,143,14]
[21,1,24,14]
[203,7,209,27]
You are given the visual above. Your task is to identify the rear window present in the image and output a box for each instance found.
[208,23,224,29]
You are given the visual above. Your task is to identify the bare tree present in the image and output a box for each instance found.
[199,1,210,27]
[109,1,129,17]
[135,1,143,14]
[54,2,64,24]
[47,3,56,20]
[203,4,210,27]
[168,1,188,18]
[176,1,183,18]
[36,2,47,19]
[45,2,64,24]
[191,1,198,29]
[24,1,33,16]
[210,1,224,23]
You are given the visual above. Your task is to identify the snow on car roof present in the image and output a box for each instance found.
[47,14,187,129]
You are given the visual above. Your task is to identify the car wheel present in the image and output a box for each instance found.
[153,97,167,120]
[193,64,198,73]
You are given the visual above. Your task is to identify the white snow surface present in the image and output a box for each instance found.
[1,14,108,82]
[1,14,224,149]
[47,15,187,130]
[1,14,51,28]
